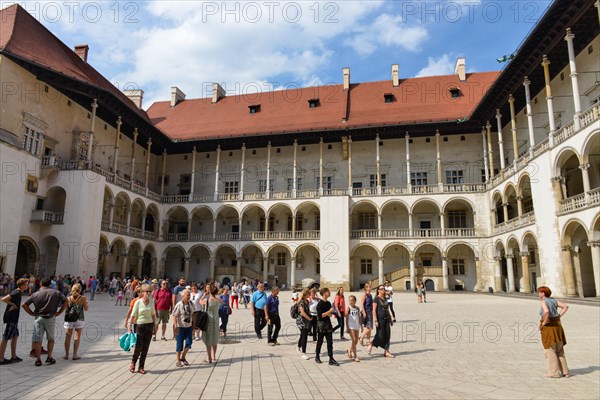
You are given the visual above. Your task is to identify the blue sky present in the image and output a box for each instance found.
[9,1,552,108]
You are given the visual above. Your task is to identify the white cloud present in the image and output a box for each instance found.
[343,13,428,56]
[416,54,455,77]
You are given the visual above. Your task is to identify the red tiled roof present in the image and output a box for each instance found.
[0,4,151,124]
[147,72,499,141]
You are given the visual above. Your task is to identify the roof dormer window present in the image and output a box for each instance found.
[383,93,395,103]
[448,87,461,98]
[249,104,261,114]
[308,99,320,108]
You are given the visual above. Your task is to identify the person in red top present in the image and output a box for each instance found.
[131,278,139,293]
[333,287,347,340]
[153,280,172,341]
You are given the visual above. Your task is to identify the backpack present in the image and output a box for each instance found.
[65,302,79,322]
[290,302,299,319]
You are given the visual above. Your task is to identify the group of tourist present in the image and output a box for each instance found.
[0,270,572,379]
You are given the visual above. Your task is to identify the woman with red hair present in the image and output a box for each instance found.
[537,286,570,378]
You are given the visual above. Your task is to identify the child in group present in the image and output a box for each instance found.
[116,288,124,306]
[345,295,362,362]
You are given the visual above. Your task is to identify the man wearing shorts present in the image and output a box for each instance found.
[22,278,67,366]
[171,278,187,339]
[0,278,29,365]
[153,280,172,341]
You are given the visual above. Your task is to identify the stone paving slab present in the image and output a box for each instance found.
[0,292,598,399]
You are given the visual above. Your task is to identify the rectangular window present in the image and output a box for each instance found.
[26,175,38,194]
[23,127,42,156]
[157,175,170,187]
[369,174,387,188]
[224,181,239,193]
[447,210,467,228]
[315,176,333,189]
[481,169,499,182]
[287,177,303,191]
[358,213,376,230]
[445,170,464,184]
[259,179,273,193]
[259,216,275,231]
[179,174,191,185]
[360,259,373,275]
[287,214,303,231]
[410,172,428,186]
[276,252,286,266]
[452,259,465,275]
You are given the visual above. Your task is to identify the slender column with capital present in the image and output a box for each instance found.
[376,134,381,195]
[136,257,143,278]
[494,257,503,292]
[580,164,591,204]
[240,144,246,199]
[565,28,582,130]
[290,257,297,289]
[442,257,448,290]
[378,257,384,286]
[183,258,190,282]
[508,95,519,162]
[587,241,600,297]
[486,122,495,178]
[520,251,531,293]
[482,127,489,181]
[408,212,413,234]
[159,258,166,279]
[475,257,483,292]
[435,130,443,190]
[523,77,536,153]
[377,213,382,237]
[214,146,221,201]
[121,254,128,278]
[561,246,577,296]
[503,203,509,222]
[212,218,217,240]
[87,99,98,164]
[266,142,271,199]
[541,56,556,146]
[571,249,584,297]
[151,258,157,278]
[160,149,167,196]
[319,138,324,195]
[292,212,297,238]
[108,201,115,229]
[145,139,151,191]
[516,196,523,217]
[440,212,445,236]
[209,257,215,280]
[495,110,506,170]
[596,1,600,26]
[405,133,411,192]
[409,257,416,289]
[189,146,196,201]
[238,217,243,239]
[263,258,269,286]
[113,116,122,177]
[130,128,138,189]
[293,139,298,198]
[347,136,352,193]
[236,258,242,282]
[126,207,132,233]
[506,253,515,292]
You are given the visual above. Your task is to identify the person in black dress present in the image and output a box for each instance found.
[368,285,394,358]
[315,288,339,366]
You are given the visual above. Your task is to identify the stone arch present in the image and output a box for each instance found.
[445,243,477,291]
[349,200,380,214]
[380,200,410,232]
[517,174,535,214]
[14,236,39,277]
[163,245,187,283]
[130,199,146,230]
[562,219,596,297]
[39,236,60,278]
[44,186,67,213]
[188,244,212,283]
[350,244,381,290]
[581,130,600,190]
[504,184,519,220]
[113,192,132,226]
[555,147,584,198]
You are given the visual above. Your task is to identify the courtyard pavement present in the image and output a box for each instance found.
[0,291,598,400]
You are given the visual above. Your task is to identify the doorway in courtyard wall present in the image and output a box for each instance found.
[424,279,435,291]
[563,220,597,297]
[15,237,38,277]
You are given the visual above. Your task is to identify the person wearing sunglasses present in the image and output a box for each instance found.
[128,285,157,374]
[367,285,394,358]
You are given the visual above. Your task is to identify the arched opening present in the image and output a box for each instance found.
[411,200,442,237]
[39,236,60,278]
[504,185,519,220]
[191,206,214,241]
[109,239,128,278]
[215,205,240,240]
[267,244,292,288]
[350,244,379,290]
[294,244,320,289]
[141,245,155,279]
[128,242,142,278]
[266,204,293,239]
[443,198,475,236]
[145,204,159,238]
[14,237,38,277]
[556,150,583,198]
[98,236,110,279]
[382,244,411,290]
[167,207,190,240]
[518,175,535,215]
[350,202,378,238]
[492,192,504,225]
[241,205,266,240]
[101,187,113,227]
[44,186,66,213]
[507,237,521,293]
[295,202,320,239]
[164,246,186,283]
[240,245,265,282]
[215,245,237,282]
[495,242,508,292]
[446,244,477,291]
[380,201,410,237]
[113,193,131,228]
[188,245,211,284]
[414,243,442,290]
[563,221,596,297]
[582,132,600,191]
[130,199,145,231]
[522,232,540,293]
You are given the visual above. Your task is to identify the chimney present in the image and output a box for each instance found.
[454,57,466,81]
[212,83,226,104]
[74,44,89,62]
[170,86,186,107]
[391,64,399,87]
[124,89,144,109]
[343,67,350,91]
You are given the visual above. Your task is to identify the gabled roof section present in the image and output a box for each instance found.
[147,72,498,141]
[0,4,152,125]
